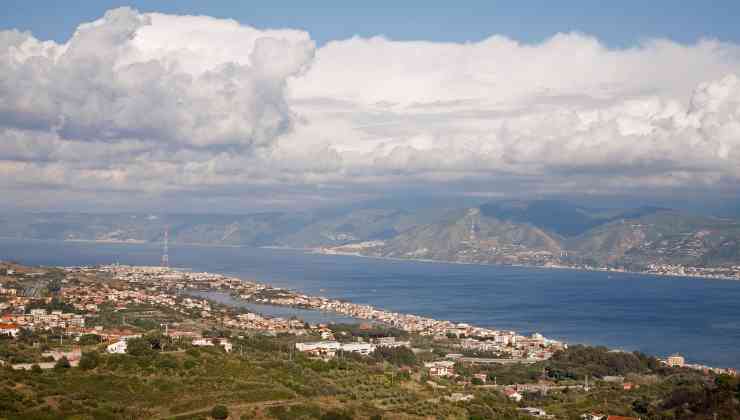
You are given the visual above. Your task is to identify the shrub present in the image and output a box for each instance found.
[125,338,154,357]
[79,351,99,370]
[321,409,353,420]
[78,334,101,346]
[54,356,71,369]
[211,404,229,419]
[183,358,197,369]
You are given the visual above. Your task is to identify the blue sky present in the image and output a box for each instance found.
[3,0,740,46]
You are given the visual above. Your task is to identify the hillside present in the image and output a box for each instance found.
[328,201,740,270]
[2,200,740,270]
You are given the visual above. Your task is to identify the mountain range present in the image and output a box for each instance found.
[2,200,740,269]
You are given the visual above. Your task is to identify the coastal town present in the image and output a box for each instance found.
[1,260,740,419]
[319,243,740,281]
[1,261,736,377]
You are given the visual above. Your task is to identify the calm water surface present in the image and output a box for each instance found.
[2,238,739,368]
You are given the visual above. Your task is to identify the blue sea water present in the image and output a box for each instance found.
[2,238,740,368]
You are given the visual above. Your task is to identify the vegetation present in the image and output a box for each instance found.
[0,327,736,420]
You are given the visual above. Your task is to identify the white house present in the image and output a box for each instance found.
[518,407,550,418]
[192,338,215,347]
[425,360,455,377]
[340,342,376,355]
[376,337,411,348]
[106,334,141,354]
[0,323,19,338]
[504,388,523,402]
[295,341,342,353]
[107,340,128,354]
[192,338,232,352]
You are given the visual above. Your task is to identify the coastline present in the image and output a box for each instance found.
[3,236,737,282]
[310,249,740,282]
[101,263,737,374]
[3,237,739,370]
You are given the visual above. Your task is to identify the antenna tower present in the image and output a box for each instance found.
[469,210,478,242]
[161,226,169,267]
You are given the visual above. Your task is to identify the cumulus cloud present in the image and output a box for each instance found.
[0,7,314,149]
[1,8,740,211]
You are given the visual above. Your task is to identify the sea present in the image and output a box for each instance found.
[2,238,739,369]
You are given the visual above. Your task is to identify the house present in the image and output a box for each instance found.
[219,339,233,352]
[192,338,215,347]
[518,407,552,418]
[582,416,640,420]
[29,308,47,317]
[107,340,128,354]
[473,373,487,384]
[43,348,81,362]
[0,322,19,338]
[424,360,455,377]
[666,353,685,367]
[446,393,474,402]
[340,342,376,355]
[295,341,341,352]
[503,388,523,402]
[191,337,232,352]
[106,334,141,354]
[376,336,411,348]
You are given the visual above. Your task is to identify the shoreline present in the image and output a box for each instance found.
[310,249,740,282]
[122,264,737,373]
[2,237,737,282]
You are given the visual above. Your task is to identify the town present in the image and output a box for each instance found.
[0,261,737,419]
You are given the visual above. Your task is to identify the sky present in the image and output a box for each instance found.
[1,2,740,213]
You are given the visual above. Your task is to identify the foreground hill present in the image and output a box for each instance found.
[2,200,740,270]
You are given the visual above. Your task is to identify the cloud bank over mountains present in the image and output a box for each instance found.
[1,7,740,211]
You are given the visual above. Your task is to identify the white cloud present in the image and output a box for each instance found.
[1,8,740,211]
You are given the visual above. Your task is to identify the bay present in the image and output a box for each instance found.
[2,238,739,368]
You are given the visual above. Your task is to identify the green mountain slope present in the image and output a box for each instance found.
[2,200,740,269]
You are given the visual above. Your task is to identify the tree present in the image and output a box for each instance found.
[30,364,42,374]
[632,397,650,414]
[126,337,154,357]
[210,405,229,419]
[321,409,353,420]
[78,334,101,345]
[54,356,71,369]
[371,346,417,366]
[79,351,99,370]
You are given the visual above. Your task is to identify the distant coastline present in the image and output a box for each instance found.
[311,248,740,282]
[2,236,738,282]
